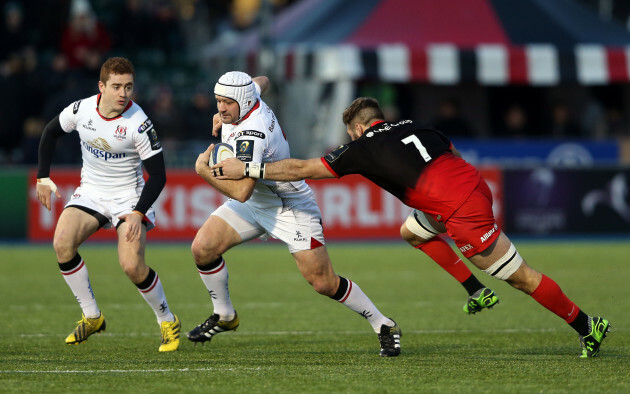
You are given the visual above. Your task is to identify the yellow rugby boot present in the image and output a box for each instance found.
[159,314,181,352]
[65,313,106,345]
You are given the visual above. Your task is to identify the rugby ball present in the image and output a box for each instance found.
[209,143,234,165]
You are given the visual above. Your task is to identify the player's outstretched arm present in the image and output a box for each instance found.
[214,157,335,181]
[264,158,335,180]
[196,144,256,202]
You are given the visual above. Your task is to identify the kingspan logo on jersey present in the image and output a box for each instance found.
[82,138,126,160]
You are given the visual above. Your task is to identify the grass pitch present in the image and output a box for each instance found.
[1,240,628,393]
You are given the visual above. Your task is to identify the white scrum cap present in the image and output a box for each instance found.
[214,71,258,122]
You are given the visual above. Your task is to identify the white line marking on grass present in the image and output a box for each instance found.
[15,327,569,338]
[0,367,262,374]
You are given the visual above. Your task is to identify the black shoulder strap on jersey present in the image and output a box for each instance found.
[37,115,65,178]
[134,151,167,215]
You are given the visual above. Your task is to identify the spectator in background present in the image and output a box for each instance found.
[0,52,27,162]
[204,0,231,39]
[547,102,583,138]
[0,1,28,65]
[581,98,607,139]
[17,53,89,165]
[497,104,530,138]
[604,106,628,137]
[117,0,154,54]
[20,117,45,164]
[430,98,474,137]
[0,1,32,162]
[149,84,185,151]
[185,84,219,143]
[0,1,30,162]
[359,83,401,122]
[60,0,111,70]
[150,1,182,56]
[230,0,263,30]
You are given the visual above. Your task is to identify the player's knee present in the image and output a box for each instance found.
[191,238,221,265]
[304,270,337,296]
[400,223,415,243]
[482,242,524,281]
[310,277,337,296]
[120,260,146,283]
[402,210,439,246]
[52,235,77,261]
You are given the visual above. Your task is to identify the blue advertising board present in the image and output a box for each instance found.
[503,168,630,234]
[453,139,619,167]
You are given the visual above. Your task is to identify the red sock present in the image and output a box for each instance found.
[530,275,580,323]
[417,237,472,283]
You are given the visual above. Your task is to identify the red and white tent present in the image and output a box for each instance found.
[207,0,630,85]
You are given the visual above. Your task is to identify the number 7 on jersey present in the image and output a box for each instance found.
[401,135,432,162]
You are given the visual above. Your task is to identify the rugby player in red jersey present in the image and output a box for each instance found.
[212,97,611,358]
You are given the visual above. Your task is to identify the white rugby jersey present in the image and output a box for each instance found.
[220,97,314,210]
[58,94,162,199]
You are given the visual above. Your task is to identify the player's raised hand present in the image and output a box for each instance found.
[195,144,214,175]
[212,113,221,137]
[118,211,143,242]
[213,158,246,180]
[36,177,61,211]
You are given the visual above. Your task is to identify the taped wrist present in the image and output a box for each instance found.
[37,177,58,193]
[244,162,265,179]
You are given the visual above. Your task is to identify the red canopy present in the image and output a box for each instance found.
[208,0,630,85]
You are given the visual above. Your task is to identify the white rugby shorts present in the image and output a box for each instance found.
[65,187,156,231]
[212,199,325,253]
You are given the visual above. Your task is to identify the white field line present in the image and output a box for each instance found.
[12,327,565,338]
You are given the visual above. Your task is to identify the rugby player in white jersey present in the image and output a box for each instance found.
[187,71,401,357]
[35,57,180,352]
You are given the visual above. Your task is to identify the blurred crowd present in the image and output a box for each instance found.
[427,94,628,140]
[0,0,296,165]
[362,82,630,141]
[0,0,629,167]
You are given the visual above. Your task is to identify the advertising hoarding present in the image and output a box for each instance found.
[28,168,504,242]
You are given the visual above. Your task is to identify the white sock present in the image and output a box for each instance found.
[197,258,235,320]
[59,255,100,318]
[336,278,393,333]
[137,268,174,324]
